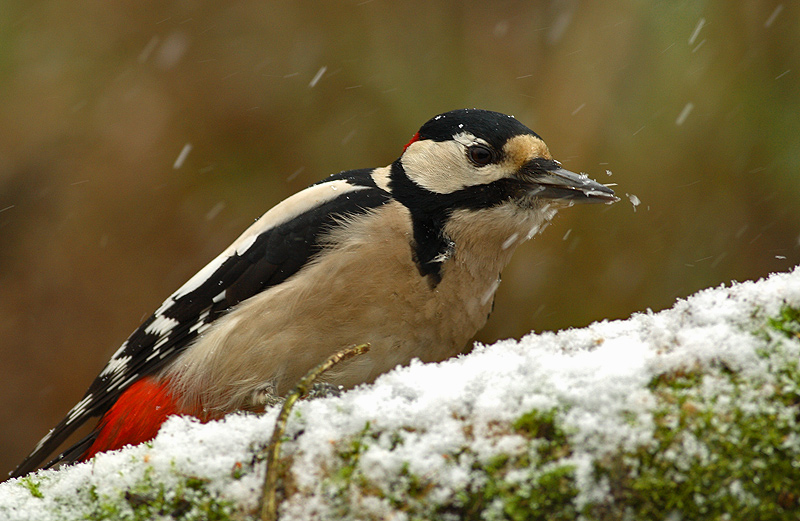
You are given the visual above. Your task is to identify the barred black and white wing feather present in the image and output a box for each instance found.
[12,169,390,477]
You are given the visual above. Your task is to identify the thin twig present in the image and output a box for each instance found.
[259,343,371,521]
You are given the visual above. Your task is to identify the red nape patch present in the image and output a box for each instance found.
[81,377,196,461]
[403,131,421,152]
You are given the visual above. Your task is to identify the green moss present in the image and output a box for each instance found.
[767,304,800,340]
[334,422,372,483]
[459,460,578,521]
[456,409,578,521]
[230,461,245,481]
[513,408,573,464]
[85,467,236,521]
[589,322,800,520]
[324,409,579,521]
[647,367,704,392]
[18,476,44,499]
[513,408,560,439]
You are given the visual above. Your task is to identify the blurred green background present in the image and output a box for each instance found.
[1,1,798,476]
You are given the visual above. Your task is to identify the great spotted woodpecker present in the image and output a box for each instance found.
[11,109,617,478]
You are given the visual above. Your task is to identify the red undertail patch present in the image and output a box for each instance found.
[82,377,193,461]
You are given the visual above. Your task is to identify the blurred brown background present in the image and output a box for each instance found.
[1,1,798,476]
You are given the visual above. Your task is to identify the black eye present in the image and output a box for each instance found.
[467,144,494,166]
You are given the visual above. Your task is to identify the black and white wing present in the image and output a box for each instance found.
[11,169,391,477]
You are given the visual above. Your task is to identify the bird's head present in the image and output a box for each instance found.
[386,109,618,283]
[395,108,617,210]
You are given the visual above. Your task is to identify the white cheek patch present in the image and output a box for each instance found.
[401,133,528,194]
[401,139,467,194]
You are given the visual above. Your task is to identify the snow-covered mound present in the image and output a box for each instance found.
[3,266,800,520]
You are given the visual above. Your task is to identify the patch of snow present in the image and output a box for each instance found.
[2,266,800,520]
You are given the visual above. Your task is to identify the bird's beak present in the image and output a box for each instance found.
[522,161,618,204]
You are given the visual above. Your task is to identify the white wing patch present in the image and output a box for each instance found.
[234,233,258,256]
[144,315,180,336]
[30,427,55,454]
[99,355,132,377]
[190,309,211,334]
[370,166,392,192]
[106,372,129,392]
[108,340,129,361]
[65,394,94,425]
[160,179,368,307]
[161,255,228,311]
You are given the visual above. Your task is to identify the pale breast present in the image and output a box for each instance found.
[164,200,549,415]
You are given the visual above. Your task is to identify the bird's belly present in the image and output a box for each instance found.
[164,207,501,414]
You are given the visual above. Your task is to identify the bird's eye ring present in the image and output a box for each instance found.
[467,144,494,166]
